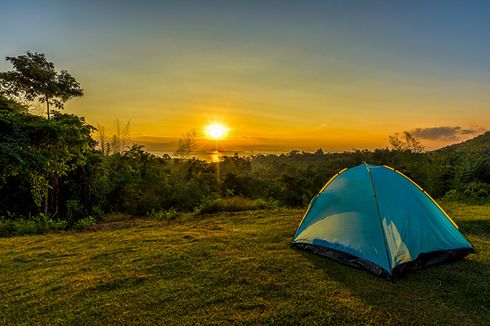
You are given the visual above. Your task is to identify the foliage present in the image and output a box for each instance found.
[73,216,97,230]
[150,208,178,220]
[2,90,489,232]
[0,96,98,220]
[110,120,131,154]
[0,214,67,236]
[388,131,425,153]
[1,53,489,233]
[0,51,83,120]
[174,128,198,158]
[443,182,490,203]
[94,120,131,155]
[92,145,217,215]
[196,196,276,214]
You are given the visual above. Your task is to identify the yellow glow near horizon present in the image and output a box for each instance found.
[205,123,229,140]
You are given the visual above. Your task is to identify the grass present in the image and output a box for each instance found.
[197,196,277,214]
[0,202,488,325]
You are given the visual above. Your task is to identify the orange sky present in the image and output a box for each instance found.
[2,1,489,153]
[66,74,488,152]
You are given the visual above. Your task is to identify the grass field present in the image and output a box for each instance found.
[0,202,488,325]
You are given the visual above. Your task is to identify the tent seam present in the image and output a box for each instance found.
[363,163,393,276]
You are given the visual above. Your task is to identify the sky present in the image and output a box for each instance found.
[1,0,489,153]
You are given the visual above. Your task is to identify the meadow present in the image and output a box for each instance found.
[1,201,488,325]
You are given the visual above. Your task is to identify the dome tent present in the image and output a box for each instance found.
[292,163,475,279]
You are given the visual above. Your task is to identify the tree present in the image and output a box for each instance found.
[174,129,198,158]
[0,51,83,120]
[96,124,110,155]
[0,96,97,217]
[389,132,425,153]
[95,120,131,155]
[110,120,131,154]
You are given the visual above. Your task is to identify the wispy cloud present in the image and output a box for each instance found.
[409,126,486,141]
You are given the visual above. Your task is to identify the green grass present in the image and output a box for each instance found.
[197,196,277,214]
[0,202,488,325]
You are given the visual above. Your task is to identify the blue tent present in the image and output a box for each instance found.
[292,163,475,279]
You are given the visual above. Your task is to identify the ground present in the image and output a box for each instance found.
[0,202,488,325]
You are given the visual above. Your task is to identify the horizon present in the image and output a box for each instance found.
[1,0,489,153]
[128,129,488,158]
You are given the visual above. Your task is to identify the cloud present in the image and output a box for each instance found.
[409,126,486,141]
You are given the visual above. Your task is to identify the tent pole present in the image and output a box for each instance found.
[364,162,393,277]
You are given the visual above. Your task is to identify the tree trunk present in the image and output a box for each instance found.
[44,175,48,216]
[54,175,59,218]
[44,97,51,216]
[46,98,50,120]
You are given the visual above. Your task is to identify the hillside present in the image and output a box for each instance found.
[435,131,490,154]
[0,203,488,325]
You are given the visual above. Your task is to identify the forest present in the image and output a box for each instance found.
[1,52,489,235]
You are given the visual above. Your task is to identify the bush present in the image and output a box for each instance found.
[13,219,38,235]
[462,182,489,199]
[443,182,490,203]
[47,219,68,230]
[0,214,67,236]
[150,208,178,220]
[34,214,68,233]
[196,196,276,215]
[74,216,97,230]
[0,217,14,236]
[442,189,461,201]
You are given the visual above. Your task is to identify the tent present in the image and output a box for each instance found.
[292,163,475,279]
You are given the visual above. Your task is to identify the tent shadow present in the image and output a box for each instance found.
[297,249,489,323]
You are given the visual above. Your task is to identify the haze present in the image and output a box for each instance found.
[1,0,489,152]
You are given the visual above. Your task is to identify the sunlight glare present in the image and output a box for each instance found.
[205,123,229,140]
[210,151,221,163]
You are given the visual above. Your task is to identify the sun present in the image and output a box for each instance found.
[205,123,229,140]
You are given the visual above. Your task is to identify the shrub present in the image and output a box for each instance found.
[47,219,68,230]
[196,196,275,215]
[0,217,14,236]
[74,216,97,230]
[149,208,178,220]
[462,182,489,199]
[443,182,490,203]
[65,200,85,222]
[12,218,38,235]
[442,189,461,201]
[33,214,67,233]
[0,214,68,236]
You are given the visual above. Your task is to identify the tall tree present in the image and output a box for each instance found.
[0,96,97,218]
[0,51,83,120]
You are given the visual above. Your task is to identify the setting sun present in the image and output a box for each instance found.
[205,123,229,140]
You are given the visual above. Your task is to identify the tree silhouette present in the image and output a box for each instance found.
[389,132,425,153]
[174,129,198,159]
[0,51,83,120]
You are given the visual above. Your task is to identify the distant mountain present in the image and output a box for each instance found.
[434,131,490,154]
